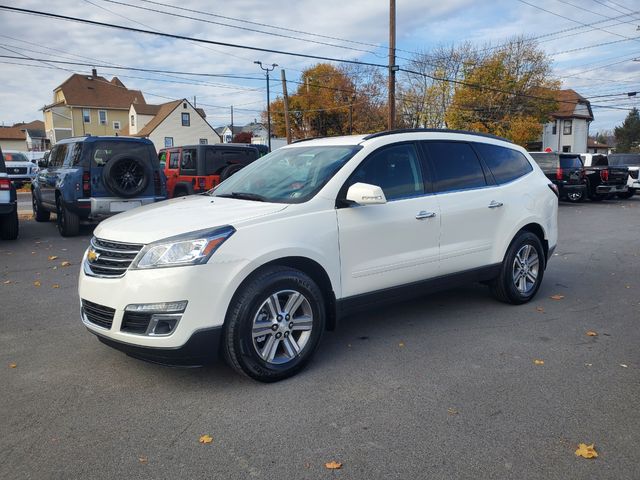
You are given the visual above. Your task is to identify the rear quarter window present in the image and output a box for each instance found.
[474,143,533,184]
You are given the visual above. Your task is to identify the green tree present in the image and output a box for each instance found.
[614,108,640,152]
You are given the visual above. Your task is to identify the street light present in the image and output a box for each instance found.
[255,60,278,151]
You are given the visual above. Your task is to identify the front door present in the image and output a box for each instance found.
[337,143,440,298]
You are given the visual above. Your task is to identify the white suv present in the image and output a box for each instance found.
[78,130,558,382]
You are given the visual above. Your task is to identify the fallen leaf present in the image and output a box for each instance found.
[447,408,459,415]
[33,280,41,287]
[3,280,11,285]
[52,284,60,289]
[550,294,565,300]
[584,363,592,367]
[586,331,598,337]
[619,364,628,368]
[533,359,545,365]
[198,434,213,444]
[325,461,343,470]
[536,306,544,312]
[138,456,148,464]
[575,443,598,459]
[9,363,17,368]
[304,463,311,469]
[60,261,71,267]
[48,255,58,261]
[398,342,405,348]
[52,266,58,270]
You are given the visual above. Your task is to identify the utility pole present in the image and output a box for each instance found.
[281,69,292,144]
[230,105,234,143]
[255,60,278,151]
[388,0,397,131]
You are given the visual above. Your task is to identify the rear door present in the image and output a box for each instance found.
[337,142,440,297]
[165,148,181,196]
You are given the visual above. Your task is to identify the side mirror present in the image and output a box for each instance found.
[346,182,387,205]
[38,159,48,168]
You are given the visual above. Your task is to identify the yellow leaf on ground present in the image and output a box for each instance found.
[52,284,60,289]
[60,261,71,267]
[550,294,565,300]
[325,461,343,470]
[619,364,628,368]
[9,363,17,368]
[3,280,11,284]
[586,331,598,337]
[447,408,459,415]
[199,434,213,444]
[536,306,544,312]
[138,456,148,464]
[575,443,598,459]
[33,280,41,287]
[48,255,58,261]
[398,342,405,347]
[533,359,544,365]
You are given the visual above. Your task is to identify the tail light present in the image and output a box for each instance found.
[548,183,559,198]
[600,169,609,182]
[0,178,11,190]
[555,167,563,180]
[154,170,161,196]
[82,171,91,197]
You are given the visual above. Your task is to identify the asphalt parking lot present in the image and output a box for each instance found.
[1,198,639,479]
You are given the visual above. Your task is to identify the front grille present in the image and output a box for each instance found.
[121,312,151,334]
[86,237,143,278]
[8,167,27,175]
[630,170,639,179]
[82,299,115,329]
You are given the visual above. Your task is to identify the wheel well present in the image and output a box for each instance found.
[519,223,548,260]
[241,257,337,331]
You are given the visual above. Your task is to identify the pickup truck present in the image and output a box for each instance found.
[607,153,640,199]
[529,152,587,202]
[580,154,629,201]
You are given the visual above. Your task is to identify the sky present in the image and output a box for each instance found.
[0,0,638,134]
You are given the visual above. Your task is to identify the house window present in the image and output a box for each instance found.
[130,115,135,127]
[164,137,174,147]
[551,123,557,135]
[113,121,121,130]
[562,146,571,152]
[563,120,572,135]
[99,110,107,125]
[199,138,208,145]
[83,109,91,123]
[181,113,190,126]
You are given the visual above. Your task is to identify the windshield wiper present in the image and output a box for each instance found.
[216,192,267,202]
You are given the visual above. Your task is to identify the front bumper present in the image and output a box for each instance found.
[89,326,223,366]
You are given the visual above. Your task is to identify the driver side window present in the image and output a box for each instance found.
[346,143,424,201]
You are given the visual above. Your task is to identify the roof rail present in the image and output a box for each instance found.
[362,128,513,143]
[291,136,325,144]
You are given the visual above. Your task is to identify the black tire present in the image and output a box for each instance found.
[56,197,79,237]
[617,190,635,199]
[32,192,50,222]
[223,267,326,382]
[220,164,244,181]
[0,207,19,240]
[565,191,583,203]
[489,231,546,305]
[102,154,150,198]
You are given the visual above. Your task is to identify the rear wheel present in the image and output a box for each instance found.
[223,267,325,382]
[565,190,584,202]
[56,198,79,237]
[0,207,18,240]
[490,232,545,305]
[32,193,50,222]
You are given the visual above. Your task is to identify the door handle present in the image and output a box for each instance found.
[415,211,436,220]
[488,201,503,209]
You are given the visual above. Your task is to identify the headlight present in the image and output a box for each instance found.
[132,226,235,269]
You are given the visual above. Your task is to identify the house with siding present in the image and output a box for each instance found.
[542,89,593,153]
[129,99,220,151]
[0,120,49,151]
[42,69,145,144]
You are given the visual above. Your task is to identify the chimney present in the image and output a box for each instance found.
[92,68,97,78]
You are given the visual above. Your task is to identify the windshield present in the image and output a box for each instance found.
[4,152,29,162]
[211,145,361,203]
[609,154,640,167]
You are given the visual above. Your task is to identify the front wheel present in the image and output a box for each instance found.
[223,267,326,382]
[0,207,18,240]
[490,232,545,305]
[32,193,50,222]
[565,191,584,203]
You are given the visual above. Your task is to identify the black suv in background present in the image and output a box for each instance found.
[529,152,586,202]
[32,136,167,237]
[0,147,19,240]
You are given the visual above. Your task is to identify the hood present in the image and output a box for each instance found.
[94,195,288,244]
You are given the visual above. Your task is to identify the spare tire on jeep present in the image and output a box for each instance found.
[102,154,150,198]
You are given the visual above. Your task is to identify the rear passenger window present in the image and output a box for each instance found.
[474,143,532,184]
[347,144,423,201]
[425,142,486,193]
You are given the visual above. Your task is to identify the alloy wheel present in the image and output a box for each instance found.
[512,244,539,294]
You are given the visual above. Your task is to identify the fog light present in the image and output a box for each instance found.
[125,301,187,313]
[148,314,181,336]
[123,301,187,336]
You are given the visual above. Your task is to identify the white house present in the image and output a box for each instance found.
[542,89,593,153]
[129,99,220,151]
[217,122,269,144]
